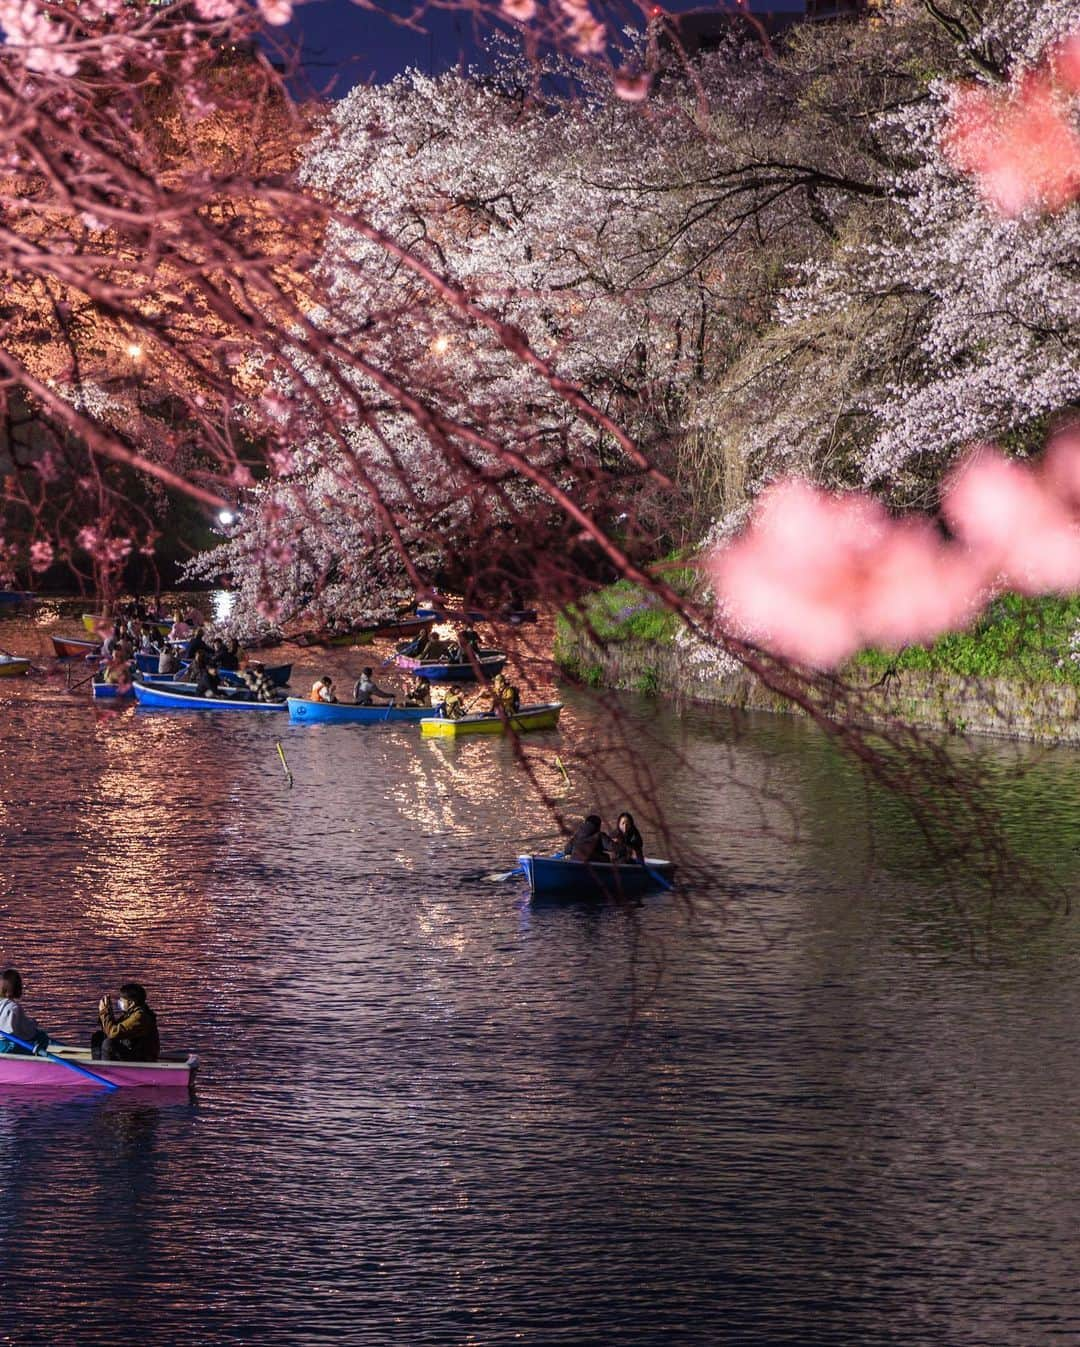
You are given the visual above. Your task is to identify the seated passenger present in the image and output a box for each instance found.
[311,676,337,703]
[219,637,242,672]
[192,653,220,698]
[157,645,180,676]
[241,661,277,702]
[102,652,133,687]
[403,676,431,707]
[91,983,160,1062]
[568,815,610,864]
[441,685,466,719]
[608,812,645,865]
[0,968,50,1054]
[353,667,396,706]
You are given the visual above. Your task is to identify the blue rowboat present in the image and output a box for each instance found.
[132,681,285,712]
[415,605,537,625]
[287,697,434,725]
[0,590,34,607]
[517,854,676,899]
[395,650,506,682]
[220,663,291,689]
[92,678,134,699]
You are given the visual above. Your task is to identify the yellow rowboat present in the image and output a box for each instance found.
[420,702,563,738]
[82,613,107,633]
[0,656,31,678]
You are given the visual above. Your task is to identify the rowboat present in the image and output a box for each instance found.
[92,678,133,699]
[220,663,292,688]
[82,612,107,633]
[0,590,35,609]
[395,650,506,682]
[287,697,434,724]
[293,627,375,648]
[132,681,286,712]
[517,854,676,899]
[0,655,31,678]
[420,702,562,738]
[415,605,537,625]
[0,1047,197,1089]
[51,635,101,659]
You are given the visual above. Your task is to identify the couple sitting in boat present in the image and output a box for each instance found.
[0,969,159,1062]
[568,813,645,866]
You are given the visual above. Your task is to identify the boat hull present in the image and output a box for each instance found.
[287,697,434,724]
[92,678,133,699]
[420,702,562,738]
[132,682,286,712]
[0,657,30,678]
[415,605,537,625]
[395,651,506,682]
[0,590,35,609]
[0,1048,197,1089]
[220,663,291,689]
[518,854,676,899]
[51,635,101,659]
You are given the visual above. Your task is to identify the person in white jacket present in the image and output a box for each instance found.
[0,968,50,1054]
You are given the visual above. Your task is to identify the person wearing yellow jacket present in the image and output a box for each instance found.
[91,983,160,1062]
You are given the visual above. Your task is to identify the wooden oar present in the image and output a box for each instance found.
[0,1028,118,1091]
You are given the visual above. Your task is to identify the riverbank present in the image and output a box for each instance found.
[555,625,1080,747]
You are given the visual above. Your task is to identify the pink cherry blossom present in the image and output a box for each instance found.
[944,447,1080,594]
[943,69,1080,215]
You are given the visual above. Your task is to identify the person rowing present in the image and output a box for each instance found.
[353,667,396,707]
[568,814,609,864]
[0,968,51,1055]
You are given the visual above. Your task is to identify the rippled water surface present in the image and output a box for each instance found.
[1,617,1079,1346]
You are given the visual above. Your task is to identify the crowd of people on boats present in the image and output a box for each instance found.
[307,667,522,720]
[0,968,160,1062]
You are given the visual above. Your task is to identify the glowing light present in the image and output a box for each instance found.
[430,334,451,356]
[218,509,236,526]
[126,343,143,360]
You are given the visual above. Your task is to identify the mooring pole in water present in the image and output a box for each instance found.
[276,740,294,789]
[555,755,570,786]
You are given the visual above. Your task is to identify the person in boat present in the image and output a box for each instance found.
[0,968,50,1054]
[353,667,396,706]
[568,814,611,864]
[458,627,481,651]
[441,684,467,719]
[91,983,160,1062]
[157,643,180,676]
[217,637,241,672]
[189,650,220,698]
[489,672,521,717]
[311,676,337,704]
[608,812,645,865]
[419,633,452,662]
[102,650,133,687]
[403,675,431,707]
[238,661,276,702]
[185,626,210,661]
[168,614,192,643]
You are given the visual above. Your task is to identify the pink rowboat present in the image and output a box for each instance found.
[0,1047,198,1089]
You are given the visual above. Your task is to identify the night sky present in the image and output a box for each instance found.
[281,0,807,94]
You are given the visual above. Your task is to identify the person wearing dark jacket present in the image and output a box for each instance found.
[568,815,609,864]
[608,812,645,865]
[91,983,160,1062]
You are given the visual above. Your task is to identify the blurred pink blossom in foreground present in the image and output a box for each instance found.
[709,434,1080,668]
[943,35,1080,214]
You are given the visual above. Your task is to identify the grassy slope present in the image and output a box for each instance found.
[851,593,1080,685]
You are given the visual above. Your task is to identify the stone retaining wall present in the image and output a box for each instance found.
[555,635,1080,746]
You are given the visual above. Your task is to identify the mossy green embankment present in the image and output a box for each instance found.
[555,586,1080,745]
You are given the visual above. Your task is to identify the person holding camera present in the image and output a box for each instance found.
[91,982,160,1062]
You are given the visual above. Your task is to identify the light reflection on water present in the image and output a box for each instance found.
[0,630,1078,1344]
